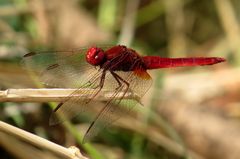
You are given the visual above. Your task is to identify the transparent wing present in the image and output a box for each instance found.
[83,70,152,142]
[22,49,112,125]
[22,49,96,88]
[48,69,131,125]
[49,68,109,125]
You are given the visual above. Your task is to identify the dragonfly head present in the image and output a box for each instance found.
[86,47,105,66]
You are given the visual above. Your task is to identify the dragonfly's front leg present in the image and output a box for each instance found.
[82,70,103,89]
[87,61,111,89]
[85,70,106,104]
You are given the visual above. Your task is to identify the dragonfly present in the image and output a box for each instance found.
[23,45,225,142]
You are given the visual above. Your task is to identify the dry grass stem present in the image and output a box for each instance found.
[0,88,141,102]
[118,0,140,46]
[0,121,88,159]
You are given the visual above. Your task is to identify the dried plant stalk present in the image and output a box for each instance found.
[0,88,141,102]
[0,121,88,159]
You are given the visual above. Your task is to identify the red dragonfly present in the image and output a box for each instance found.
[23,45,225,142]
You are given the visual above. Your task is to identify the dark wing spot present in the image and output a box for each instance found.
[46,63,60,70]
[54,102,64,112]
[23,52,37,57]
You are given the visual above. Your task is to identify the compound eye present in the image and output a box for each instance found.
[86,47,105,66]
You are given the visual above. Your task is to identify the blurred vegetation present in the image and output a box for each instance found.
[0,0,238,159]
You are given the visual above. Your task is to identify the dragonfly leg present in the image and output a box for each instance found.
[111,71,129,88]
[85,70,106,104]
[84,72,130,141]
[110,71,130,102]
[81,70,103,88]
[110,71,122,90]
[89,67,105,89]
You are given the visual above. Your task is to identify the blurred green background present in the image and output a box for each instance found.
[0,0,239,159]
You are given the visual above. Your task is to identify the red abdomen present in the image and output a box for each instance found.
[143,56,226,69]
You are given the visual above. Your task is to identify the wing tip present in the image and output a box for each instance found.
[82,136,88,144]
[82,129,94,144]
[49,103,64,126]
[49,113,59,126]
